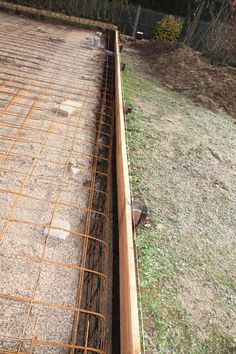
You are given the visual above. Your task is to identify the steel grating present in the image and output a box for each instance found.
[0,11,114,354]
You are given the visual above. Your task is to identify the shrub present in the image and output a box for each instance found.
[204,20,236,66]
[153,15,183,42]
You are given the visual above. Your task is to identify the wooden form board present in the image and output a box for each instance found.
[0,1,117,31]
[115,30,141,354]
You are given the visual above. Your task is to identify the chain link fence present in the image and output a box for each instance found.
[4,0,214,44]
[2,0,166,38]
[3,0,234,64]
[3,0,125,23]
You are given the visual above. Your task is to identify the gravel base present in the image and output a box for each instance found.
[0,11,107,353]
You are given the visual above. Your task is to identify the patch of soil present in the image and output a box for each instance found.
[179,275,214,338]
[179,274,236,339]
[136,40,236,117]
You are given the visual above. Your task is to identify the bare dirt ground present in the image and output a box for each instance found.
[0,11,108,353]
[133,40,236,117]
[122,49,236,353]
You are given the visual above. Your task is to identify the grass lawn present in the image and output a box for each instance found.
[122,49,236,354]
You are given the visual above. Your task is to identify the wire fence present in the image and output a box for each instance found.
[2,0,215,45]
[3,0,125,23]
[3,0,164,38]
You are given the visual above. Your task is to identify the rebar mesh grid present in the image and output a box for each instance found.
[0,12,114,354]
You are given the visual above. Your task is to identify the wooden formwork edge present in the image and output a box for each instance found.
[0,0,117,31]
[114,31,141,354]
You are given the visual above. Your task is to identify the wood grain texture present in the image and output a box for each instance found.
[114,30,141,354]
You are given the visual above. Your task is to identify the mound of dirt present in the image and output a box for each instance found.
[137,41,236,117]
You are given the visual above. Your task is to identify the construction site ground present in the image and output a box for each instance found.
[122,48,236,353]
[133,40,236,117]
[0,11,110,353]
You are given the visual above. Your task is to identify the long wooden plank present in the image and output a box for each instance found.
[0,1,117,31]
[115,30,141,354]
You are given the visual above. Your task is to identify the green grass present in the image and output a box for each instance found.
[122,52,236,353]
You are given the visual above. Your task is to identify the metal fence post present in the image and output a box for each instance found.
[132,4,141,38]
